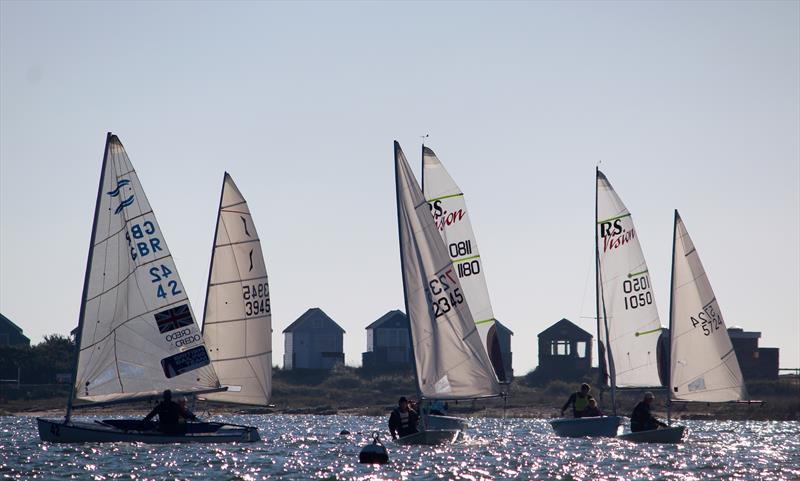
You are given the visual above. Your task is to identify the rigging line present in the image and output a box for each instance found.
[204,314,269,326]
[209,275,269,288]
[214,351,272,363]
[220,200,247,209]
[214,238,261,249]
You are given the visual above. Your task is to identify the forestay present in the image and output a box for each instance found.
[395,142,501,400]
[596,171,663,387]
[202,173,272,406]
[74,134,220,405]
[422,147,505,381]
[669,211,746,402]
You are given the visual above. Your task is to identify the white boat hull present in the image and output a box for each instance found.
[618,425,686,443]
[395,429,461,445]
[37,418,260,443]
[426,414,469,430]
[549,416,623,437]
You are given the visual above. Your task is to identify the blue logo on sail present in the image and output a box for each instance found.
[107,179,134,215]
[114,196,135,214]
[107,179,131,197]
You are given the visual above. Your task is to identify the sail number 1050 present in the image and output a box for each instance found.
[622,275,653,310]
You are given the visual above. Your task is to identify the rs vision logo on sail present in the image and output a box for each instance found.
[428,199,466,231]
[599,217,636,253]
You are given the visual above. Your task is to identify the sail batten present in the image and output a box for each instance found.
[596,170,663,388]
[202,173,272,407]
[73,134,220,406]
[422,147,507,382]
[396,142,501,400]
[668,211,746,402]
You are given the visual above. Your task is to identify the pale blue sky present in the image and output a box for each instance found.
[1,1,798,374]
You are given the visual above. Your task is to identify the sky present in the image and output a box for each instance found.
[1,1,798,375]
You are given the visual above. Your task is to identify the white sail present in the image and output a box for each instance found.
[74,134,220,405]
[202,173,272,406]
[422,147,506,381]
[669,211,746,402]
[395,142,501,399]
[596,170,663,387]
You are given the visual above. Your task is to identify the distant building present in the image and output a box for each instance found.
[658,326,778,383]
[493,320,514,382]
[727,327,779,380]
[362,310,412,375]
[0,313,30,347]
[526,318,593,385]
[282,308,345,370]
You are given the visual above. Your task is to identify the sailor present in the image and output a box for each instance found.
[142,389,198,434]
[388,396,419,440]
[630,392,668,432]
[560,383,595,418]
[583,398,603,417]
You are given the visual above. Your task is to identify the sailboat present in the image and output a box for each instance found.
[620,210,748,443]
[420,146,506,431]
[551,169,662,437]
[201,173,272,407]
[37,134,259,443]
[394,141,502,445]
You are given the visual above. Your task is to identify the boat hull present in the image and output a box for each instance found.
[37,418,260,443]
[618,425,686,443]
[549,416,623,437]
[426,414,469,430]
[395,429,461,445]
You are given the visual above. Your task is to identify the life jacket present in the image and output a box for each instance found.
[398,410,410,428]
[574,393,590,412]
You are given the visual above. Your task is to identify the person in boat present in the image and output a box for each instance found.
[388,396,419,440]
[630,391,668,432]
[560,383,595,418]
[142,389,198,434]
[583,398,603,417]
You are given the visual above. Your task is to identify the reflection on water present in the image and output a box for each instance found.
[0,415,798,480]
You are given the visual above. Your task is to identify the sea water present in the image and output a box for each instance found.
[0,415,797,480]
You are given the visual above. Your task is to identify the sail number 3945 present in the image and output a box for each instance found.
[243,283,270,316]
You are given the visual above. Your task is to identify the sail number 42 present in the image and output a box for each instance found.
[149,264,182,299]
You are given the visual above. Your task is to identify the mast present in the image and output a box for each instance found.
[201,173,228,334]
[394,142,423,403]
[666,209,679,425]
[595,167,617,414]
[65,132,112,422]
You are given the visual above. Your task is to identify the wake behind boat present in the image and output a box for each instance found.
[37,134,259,443]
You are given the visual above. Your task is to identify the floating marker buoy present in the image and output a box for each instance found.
[339,430,351,436]
[358,432,389,464]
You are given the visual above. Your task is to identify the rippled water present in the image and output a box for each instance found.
[0,415,798,480]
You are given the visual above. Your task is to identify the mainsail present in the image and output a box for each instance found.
[421,146,506,381]
[73,134,220,405]
[668,211,746,402]
[596,170,663,388]
[202,173,272,406]
[395,142,501,399]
